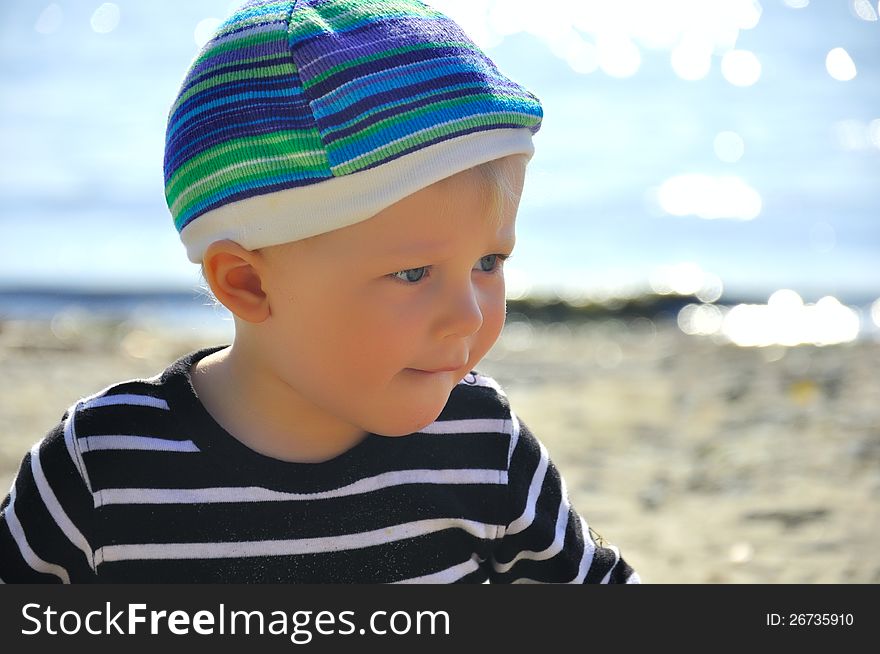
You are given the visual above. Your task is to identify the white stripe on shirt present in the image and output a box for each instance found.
[96,517,501,562]
[492,480,572,574]
[507,411,521,469]
[419,418,508,435]
[30,443,94,571]
[505,438,550,535]
[96,468,506,506]
[394,554,483,584]
[82,394,170,411]
[79,436,200,453]
[63,402,93,494]
[571,516,596,583]
[599,546,621,584]
[4,485,70,583]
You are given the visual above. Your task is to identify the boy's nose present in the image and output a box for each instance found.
[438,281,484,339]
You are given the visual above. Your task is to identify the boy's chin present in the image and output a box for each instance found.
[369,400,450,438]
[357,369,462,437]
[372,415,444,438]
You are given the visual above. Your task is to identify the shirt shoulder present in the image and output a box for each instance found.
[442,370,514,422]
[68,346,221,434]
[59,348,224,496]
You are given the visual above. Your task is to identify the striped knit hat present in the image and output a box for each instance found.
[164,0,543,262]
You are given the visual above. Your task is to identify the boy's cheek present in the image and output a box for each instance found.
[489,310,507,346]
[471,301,506,360]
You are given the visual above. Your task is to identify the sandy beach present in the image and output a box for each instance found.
[1,314,878,583]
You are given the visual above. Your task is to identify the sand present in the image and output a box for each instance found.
[1,315,878,583]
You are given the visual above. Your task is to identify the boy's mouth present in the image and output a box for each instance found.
[407,366,460,374]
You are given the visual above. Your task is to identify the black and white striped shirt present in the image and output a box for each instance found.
[1,347,639,583]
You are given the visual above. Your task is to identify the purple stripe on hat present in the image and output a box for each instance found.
[184,46,293,91]
[192,21,287,70]
[291,14,460,78]
[318,73,514,133]
[168,100,313,152]
[167,86,303,143]
[208,16,284,49]
[315,61,524,122]
[319,80,510,143]
[301,44,496,101]
[324,102,525,167]
[189,28,290,79]
[173,96,314,142]
[165,114,316,182]
[172,75,305,126]
[291,20,482,79]
[314,55,504,112]
[167,119,312,180]
[213,2,293,39]
[172,85,314,132]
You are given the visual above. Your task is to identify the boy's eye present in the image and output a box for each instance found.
[391,267,429,283]
[477,254,500,272]
[388,254,510,285]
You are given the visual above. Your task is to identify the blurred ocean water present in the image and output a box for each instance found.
[1,0,878,311]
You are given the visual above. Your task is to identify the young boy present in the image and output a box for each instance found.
[0,0,639,583]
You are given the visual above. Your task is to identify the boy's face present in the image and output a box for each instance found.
[255,156,525,438]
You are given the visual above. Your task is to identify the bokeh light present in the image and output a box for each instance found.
[869,119,880,148]
[671,40,713,81]
[34,3,63,35]
[718,291,860,346]
[649,263,724,301]
[808,222,836,254]
[90,3,120,34]
[721,49,762,86]
[851,0,879,21]
[675,289,863,346]
[194,18,223,49]
[833,119,872,150]
[656,174,762,220]
[650,262,704,296]
[696,274,725,303]
[504,267,533,301]
[678,303,725,336]
[554,31,599,74]
[436,0,767,77]
[826,47,857,81]
[597,36,642,78]
[713,131,745,163]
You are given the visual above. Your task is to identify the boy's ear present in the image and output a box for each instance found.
[201,240,270,323]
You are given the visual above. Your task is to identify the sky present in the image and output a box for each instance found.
[0,0,878,310]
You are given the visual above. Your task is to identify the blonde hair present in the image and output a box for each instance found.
[470,154,528,226]
[200,154,528,278]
